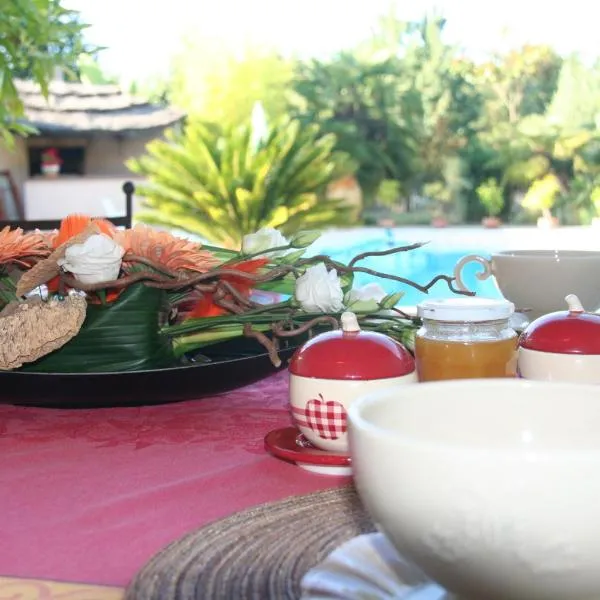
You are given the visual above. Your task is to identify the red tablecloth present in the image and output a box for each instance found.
[0,371,347,587]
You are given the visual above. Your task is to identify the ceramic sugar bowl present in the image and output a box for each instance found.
[518,294,600,383]
[289,311,416,453]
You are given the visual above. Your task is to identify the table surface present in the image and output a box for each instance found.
[0,371,347,597]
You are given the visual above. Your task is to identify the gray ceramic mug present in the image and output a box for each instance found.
[454,250,600,320]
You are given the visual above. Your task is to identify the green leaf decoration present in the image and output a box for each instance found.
[379,291,405,309]
[339,271,354,293]
[0,272,19,310]
[276,249,306,264]
[21,284,175,373]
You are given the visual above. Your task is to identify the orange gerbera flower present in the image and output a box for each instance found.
[185,258,269,318]
[51,214,115,249]
[0,226,52,268]
[114,225,219,273]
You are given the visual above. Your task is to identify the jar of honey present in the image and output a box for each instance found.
[415,297,518,382]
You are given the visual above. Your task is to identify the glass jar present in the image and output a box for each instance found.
[415,298,518,382]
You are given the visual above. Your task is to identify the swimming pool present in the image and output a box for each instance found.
[311,235,502,307]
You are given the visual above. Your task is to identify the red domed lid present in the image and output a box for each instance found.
[289,312,415,380]
[520,295,600,355]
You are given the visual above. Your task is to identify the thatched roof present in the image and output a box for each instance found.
[16,79,185,135]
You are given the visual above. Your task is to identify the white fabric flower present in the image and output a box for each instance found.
[58,234,124,285]
[242,227,290,258]
[295,263,344,313]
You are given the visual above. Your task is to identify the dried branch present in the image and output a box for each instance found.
[243,323,281,367]
[212,286,246,315]
[348,242,427,267]
[60,271,169,291]
[123,254,181,278]
[271,315,339,338]
[217,280,259,309]
[303,258,473,297]
[392,307,417,320]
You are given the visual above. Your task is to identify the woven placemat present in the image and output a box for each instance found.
[125,485,375,600]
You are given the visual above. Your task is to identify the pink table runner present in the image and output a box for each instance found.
[0,371,347,587]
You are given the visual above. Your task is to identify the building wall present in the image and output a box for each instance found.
[0,139,29,213]
[85,135,153,176]
[24,177,144,220]
[0,133,157,218]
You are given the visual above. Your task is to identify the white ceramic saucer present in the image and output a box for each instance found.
[301,532,454,600]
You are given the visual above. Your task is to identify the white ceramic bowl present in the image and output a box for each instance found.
[348,379,600,600]
[518,347,600,384]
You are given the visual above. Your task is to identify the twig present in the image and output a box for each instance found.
[123,254,181,278]
[319,260,474,296]
[392,307,417,320]
[213,296,245,314]
[348,242,428,267]
[272,315,339,337]
[243,323,281,367]
[217,280,259,309]
[60,271,169,291]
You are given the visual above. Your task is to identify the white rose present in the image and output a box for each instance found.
[242,227,289,258]
[58,234,124,285]
[346,282,387,304]
[295,263,344,313]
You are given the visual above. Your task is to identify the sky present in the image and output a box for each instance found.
[66,0,599,84]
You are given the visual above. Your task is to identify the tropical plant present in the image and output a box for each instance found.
[1,0,94,144]
[128,114,354,248]
[476,178,504,217]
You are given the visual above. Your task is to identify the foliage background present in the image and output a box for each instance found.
[4,3,600,233]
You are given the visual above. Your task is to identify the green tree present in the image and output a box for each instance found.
[547,55,600,131]
[289,52,418,206]
[475,45,562,124]
[168,38,294,127]
[1,0,93,143]
[290,15,482,219]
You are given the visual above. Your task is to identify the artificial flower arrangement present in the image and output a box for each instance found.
[0,215,468,373]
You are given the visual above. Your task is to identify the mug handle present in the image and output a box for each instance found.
[453,255,493,293]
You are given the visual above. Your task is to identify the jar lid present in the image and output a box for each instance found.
[520,294,600,355]
[289,312,415,380]
[417,297,515,322]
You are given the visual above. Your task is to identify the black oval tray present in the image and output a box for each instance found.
[0,338,296,409]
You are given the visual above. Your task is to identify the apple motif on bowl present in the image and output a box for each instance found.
[289,311,416,453]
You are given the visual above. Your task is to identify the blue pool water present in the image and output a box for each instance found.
[312,236,502,307]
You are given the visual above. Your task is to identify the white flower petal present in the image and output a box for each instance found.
[295,263,344,313]
[242,227,290,258]
[58,234,124,285]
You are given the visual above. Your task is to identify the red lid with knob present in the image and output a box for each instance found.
[520,294,600,355]
[289,311,415,380]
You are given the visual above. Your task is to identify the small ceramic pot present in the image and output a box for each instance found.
[41,163,60,177]
[518,294,600,383]
[289,312,416,453]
